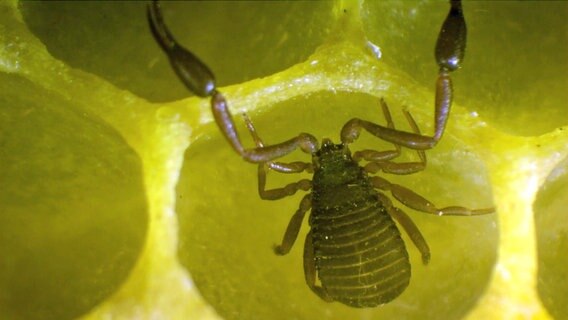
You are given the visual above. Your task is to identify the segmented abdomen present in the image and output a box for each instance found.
[311,196,410,308]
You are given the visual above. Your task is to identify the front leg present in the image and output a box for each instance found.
[257,163,312,201]
[352,98,401,162]
[242,113,314,174]
[242,113,313,200]
[363,104,427,175]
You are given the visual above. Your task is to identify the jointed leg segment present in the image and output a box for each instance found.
[213,94,319,163]
[242,113,313,200]
[243,113,313,174]
[371,176,494,216]
[361,102,427,175]
[352,99,401,162]
[257,163,311,200]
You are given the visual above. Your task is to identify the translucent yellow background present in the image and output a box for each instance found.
[0,1,566,319]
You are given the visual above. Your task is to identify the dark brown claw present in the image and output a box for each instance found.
[436,0,467,72]
[147,0,216,97]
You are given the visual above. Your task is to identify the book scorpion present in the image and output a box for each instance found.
[148,0,494,308]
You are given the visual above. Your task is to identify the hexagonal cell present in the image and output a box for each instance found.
[0,74,148,320]
[19,1,334,103]
[534,156,568,319]
[175,92,497,319]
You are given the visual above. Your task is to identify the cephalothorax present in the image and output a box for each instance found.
[148,0,493,308]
